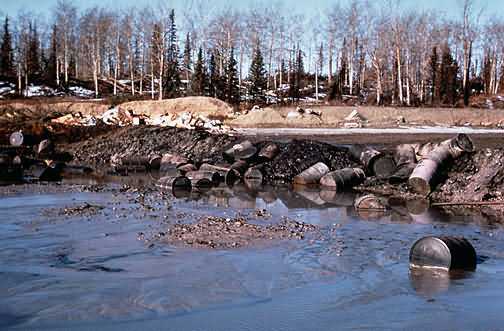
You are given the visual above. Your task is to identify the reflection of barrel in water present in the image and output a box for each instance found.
[156,176,192,197]
[256,185,278,204]
[293,185,327,206]
[410,268,473,297]
[319,189,357,207]
[244,178,263,193]
[407,200,440,224]
[409,268,451,297]
[205,185,235,207]
[353,195,389,220]
[229,184,257,209]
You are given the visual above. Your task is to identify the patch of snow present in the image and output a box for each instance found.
[0,81,15,97]
[23,85,59,97]
[117,79,131,85]
[69,86,95,98]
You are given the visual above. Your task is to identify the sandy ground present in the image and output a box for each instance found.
[229,106,504,128]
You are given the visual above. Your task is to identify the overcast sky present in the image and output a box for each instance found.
[1,0,501,21]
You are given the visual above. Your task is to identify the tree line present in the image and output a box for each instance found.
[0,0,503,107]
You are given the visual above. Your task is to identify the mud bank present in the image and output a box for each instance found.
[163,216,317,249]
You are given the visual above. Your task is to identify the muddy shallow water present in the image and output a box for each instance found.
[2,178,504,330]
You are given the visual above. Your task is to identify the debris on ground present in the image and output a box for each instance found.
[161,216,318,249]
[343,109,367,128]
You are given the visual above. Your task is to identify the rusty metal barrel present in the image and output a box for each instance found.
[349,145,396,178]
[186,171,221,188]
[177,163,198,175]
[223,140,257,162]
[320,168,366,191]
[9,131,36,147]
[200,163,229,174]
[244,167,263,182]
[293,162,330,185]
[159,153,190,173]
[409,236,477,271]
[389,144,418,184]
[258,143,279,161]
[37,139,54,155]
[230,160,249,175]
[409,134,474,195]
[156,176,192,190]
[149,155,162,170]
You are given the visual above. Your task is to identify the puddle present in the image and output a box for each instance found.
[2,178,504,330]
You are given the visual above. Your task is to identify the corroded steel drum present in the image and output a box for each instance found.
[156,176,191,190]
[320,168,366,191]
[244,167,263,182]
[409,134,474,195]
[409,236,477,271]
[293,162,329,185]
[186,171,220,188]
[258,143,279,161]
[224,140,257,162]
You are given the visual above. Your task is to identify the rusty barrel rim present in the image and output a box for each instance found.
[454,133,474,153]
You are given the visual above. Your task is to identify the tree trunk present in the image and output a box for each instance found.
[349,41,354,95]
[463,41,472,106]
[158,51,164,101]
[406,50,411,106]
[328,39,333,84]
[373,53,381,105]
[17,63,22,94]
[64,36,69,84]
[267,31,274,90]
[397,46,403,105]
[150,53,154,99]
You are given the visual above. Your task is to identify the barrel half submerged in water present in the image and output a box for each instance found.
[409,236,477,271]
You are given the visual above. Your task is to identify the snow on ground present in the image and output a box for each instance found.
[22,85,65,97]
[0,81,15,98]
[69,86,95,98]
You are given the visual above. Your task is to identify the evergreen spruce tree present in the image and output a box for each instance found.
[482,52,491,95]
[224,47,240,105]
[248,45,267,104]
[439,45,459,105]
[27,22,41,79]
[0,16,15,78]
[429,46,439,104]
[329,55,346,101]
[183,32,192,93]
[44,25,58,86]
[289,48,304,101]
[192,47,207,96]
[208,52,222,99]
[164,9,181,98]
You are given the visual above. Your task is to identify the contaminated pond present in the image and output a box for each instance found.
[1,176,504,331]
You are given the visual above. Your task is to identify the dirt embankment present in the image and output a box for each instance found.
[67,126,238,167]
[229,106,504,128]
[118,97,235,120]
